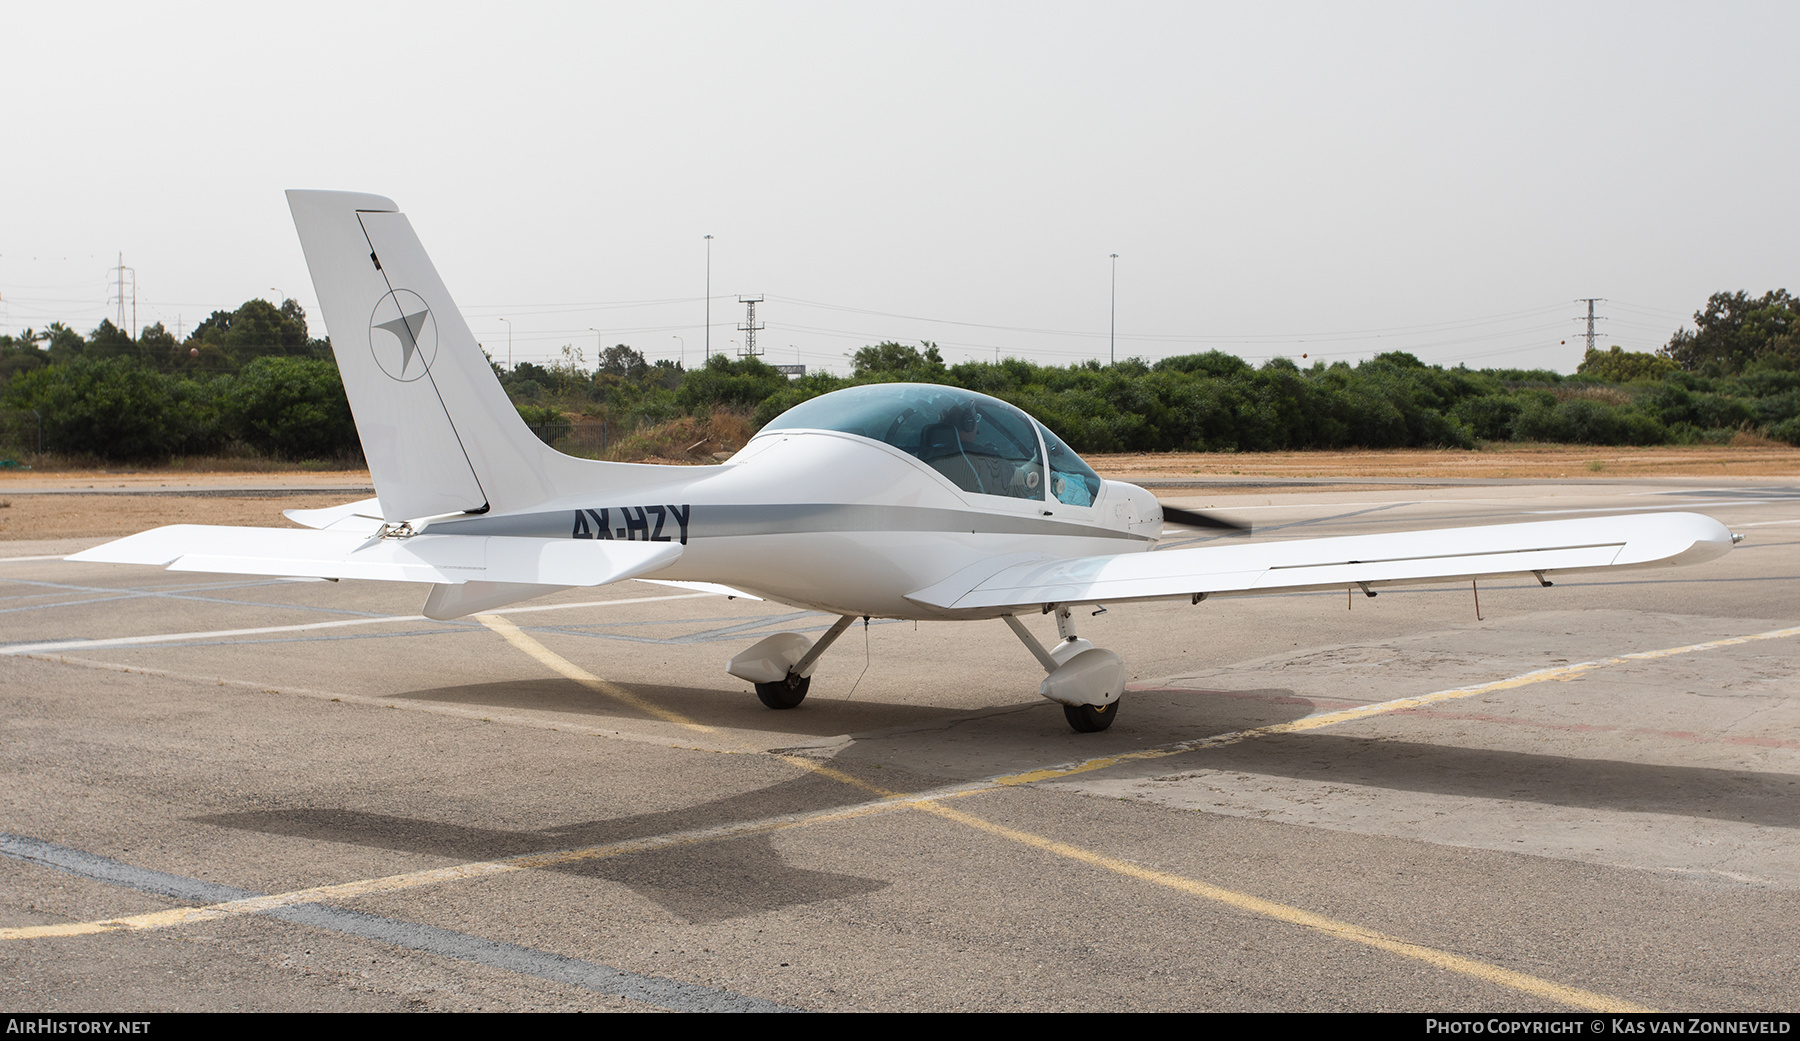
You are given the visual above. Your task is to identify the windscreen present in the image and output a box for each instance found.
[763,384,1047,501]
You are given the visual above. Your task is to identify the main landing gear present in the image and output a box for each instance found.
[726,615,859,710]
[725,607,1122,734]
[1004,605,1126,733]
[1062,701,1117,733]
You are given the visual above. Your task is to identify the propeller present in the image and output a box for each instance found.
[1159,505,1251,536]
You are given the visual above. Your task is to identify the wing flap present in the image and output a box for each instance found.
[67,524,680,587]
[906,512,1733,611]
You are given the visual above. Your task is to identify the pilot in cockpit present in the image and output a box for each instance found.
[944,402,1030,497]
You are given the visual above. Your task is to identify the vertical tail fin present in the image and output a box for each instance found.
[287,190,685,523]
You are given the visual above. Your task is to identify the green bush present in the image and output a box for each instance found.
[0,357,216,459]
[217,357,356,460]
[516,403,573,446]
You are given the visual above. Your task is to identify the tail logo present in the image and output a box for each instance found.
[368,289,438,382]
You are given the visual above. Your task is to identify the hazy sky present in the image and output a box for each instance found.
[6,1,1795,375]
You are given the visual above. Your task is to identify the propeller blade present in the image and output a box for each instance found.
[1160,505,1251,535]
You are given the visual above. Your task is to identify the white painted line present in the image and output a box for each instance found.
[1530,500,1800,514]
[489,592,715,615]
[0,592,719,656]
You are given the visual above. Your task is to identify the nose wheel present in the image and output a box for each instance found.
[1062,699,1118,733]
[730,615,857,711]
[755,673,811,710]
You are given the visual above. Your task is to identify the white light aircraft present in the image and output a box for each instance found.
[72,191,1740,732]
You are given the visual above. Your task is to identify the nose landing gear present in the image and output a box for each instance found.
[727,614,858,710]
[754,673,811,710]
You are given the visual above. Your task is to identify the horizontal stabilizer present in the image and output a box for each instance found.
[906,512,1734,611]
[67,525,680,588]
[283,497,384,533]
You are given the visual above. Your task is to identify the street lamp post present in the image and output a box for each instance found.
[704,234,714,360]
[498,317,511,371]
[1109,253,1118,366]
[672,335,685,370]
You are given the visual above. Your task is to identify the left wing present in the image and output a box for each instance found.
[907,512,1733,611]
[66,524,680,619]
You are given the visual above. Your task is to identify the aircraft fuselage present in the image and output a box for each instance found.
[429,428,1165,619]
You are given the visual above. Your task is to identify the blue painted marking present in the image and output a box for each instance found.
[0,832,801,1012]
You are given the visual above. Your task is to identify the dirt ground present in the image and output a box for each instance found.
[1094,441,1800,480]
[3,443,1797,541]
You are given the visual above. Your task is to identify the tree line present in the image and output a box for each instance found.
[3,288,1797,463]
[0,299,349,460]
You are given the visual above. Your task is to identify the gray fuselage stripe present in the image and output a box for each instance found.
[436,502,1148,542]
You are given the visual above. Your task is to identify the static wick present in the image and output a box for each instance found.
[1473,579,1482,621]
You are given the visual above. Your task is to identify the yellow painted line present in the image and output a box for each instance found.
[27,620,1787,1008]
[0,860,521,939]
[17,653,744,755]
[0,755,1657,1010]
[761,750,1651,1010]
[475,613,720,735]
[909,798,1654,1013]
[992,622,1800,786]
[0,777,975,941]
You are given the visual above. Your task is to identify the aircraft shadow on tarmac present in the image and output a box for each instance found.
[378,678,1323,746]
[192,770,896,923]
[1111,733,1800,828]
[383,677,996,738]
[182,686,1327,921]
[187,697,1797,924]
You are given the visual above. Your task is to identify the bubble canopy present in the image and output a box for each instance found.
[760,383,1102,506]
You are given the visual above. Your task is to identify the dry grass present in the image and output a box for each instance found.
[1730,428,1780,448]
[602,408,758,464]
[0,493,357,540]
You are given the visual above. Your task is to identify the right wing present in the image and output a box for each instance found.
[906,512,1734,612]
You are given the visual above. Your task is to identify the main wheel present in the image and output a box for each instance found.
[754,673,810,710]
[1063,699,1118,733]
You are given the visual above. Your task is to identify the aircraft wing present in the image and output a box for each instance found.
[905,511,1734,612]
[67,524,679,594]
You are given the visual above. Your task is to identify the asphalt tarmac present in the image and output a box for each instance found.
[3,476,1798,1012]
